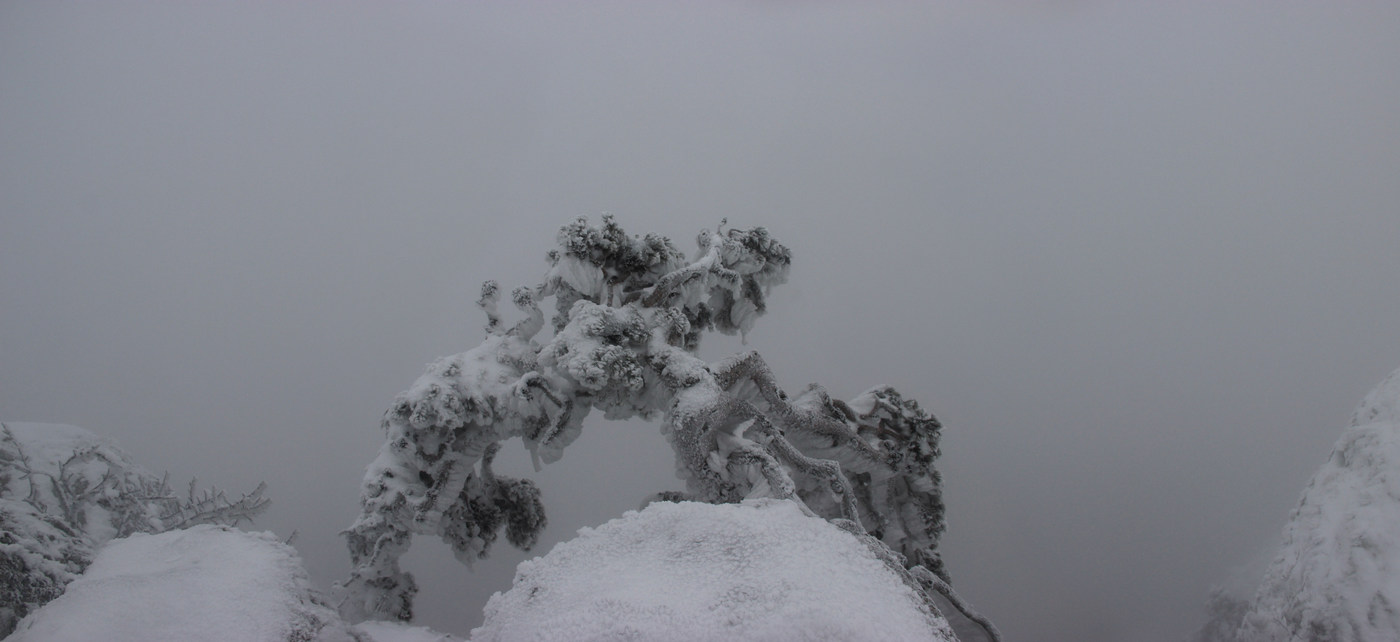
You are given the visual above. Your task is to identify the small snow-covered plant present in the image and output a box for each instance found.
[337,217,996,639]
[0,422,269,636]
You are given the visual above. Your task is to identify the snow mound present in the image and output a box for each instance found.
[1232,366,1400,641]
[354,620,465,642]
[471,499,953,642]
[7,525,359,642]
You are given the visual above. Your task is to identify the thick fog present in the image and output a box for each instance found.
[3,3,1398,640]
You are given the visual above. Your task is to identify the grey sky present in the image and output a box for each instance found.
[3,2,1399,640]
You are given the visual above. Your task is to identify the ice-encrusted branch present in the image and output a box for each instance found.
[2,423,44,508]
[912,566,1004,642]
[158,480,269,531]
[711,350,949,579]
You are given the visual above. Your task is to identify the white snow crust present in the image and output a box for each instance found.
[7,525,358,642]
[1233,366,1400,641]
[471,498,953,642]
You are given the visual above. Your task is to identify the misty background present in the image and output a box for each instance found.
[3,2,1398,641]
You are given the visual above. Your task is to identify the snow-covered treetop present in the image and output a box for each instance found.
[337,218,992,640]
[541,215,790,343]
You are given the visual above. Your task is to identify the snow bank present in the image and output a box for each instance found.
[7,525,358,642]
[472,499,953,642]
[1231,366,1400,641]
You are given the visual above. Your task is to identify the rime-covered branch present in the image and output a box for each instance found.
[158,480,269,531]
[712,351,949,579]
[912,567,1005,642]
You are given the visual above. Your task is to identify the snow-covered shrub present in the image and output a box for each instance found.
[0,499,86,636]
[0,422,268,637]
[338,217,994,639]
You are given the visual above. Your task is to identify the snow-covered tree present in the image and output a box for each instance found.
[0,422,269,637]
[336,217,996,640]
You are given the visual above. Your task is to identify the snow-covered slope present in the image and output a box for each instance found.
[1230,367,1400,641]
[471,499,955,642]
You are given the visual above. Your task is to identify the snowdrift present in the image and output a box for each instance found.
[472,498,955,642]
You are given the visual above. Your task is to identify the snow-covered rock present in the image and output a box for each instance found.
[1228,367,1400,641]
[353,620,464,642]
[7,525,360,642]
[471,499,955,642]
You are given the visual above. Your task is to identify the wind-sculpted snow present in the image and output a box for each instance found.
[338,217,993,638]
[1203,366,1400,642]
[471,500,955,642]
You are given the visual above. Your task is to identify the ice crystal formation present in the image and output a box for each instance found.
[337,217,996,640]
[0,422,269,637]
